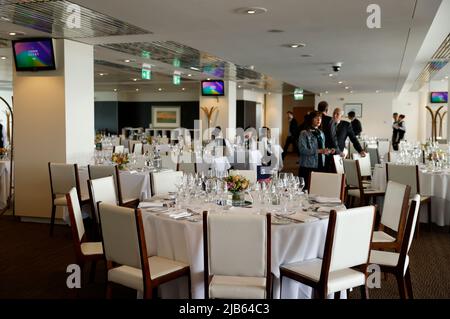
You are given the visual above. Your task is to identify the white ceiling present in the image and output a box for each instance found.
[68,0,442,94]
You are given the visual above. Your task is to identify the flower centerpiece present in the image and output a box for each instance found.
[224,175,250,206]
[111,153,129,170]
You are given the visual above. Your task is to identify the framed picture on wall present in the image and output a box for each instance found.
[344,103,363,118]
[152,106,181,128]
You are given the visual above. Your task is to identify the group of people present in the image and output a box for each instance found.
[392,112,406,151]
[284,101,366,189]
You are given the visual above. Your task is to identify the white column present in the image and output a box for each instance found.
[14,39,94,219]
[199,80,236,141]
[265,93,283,145]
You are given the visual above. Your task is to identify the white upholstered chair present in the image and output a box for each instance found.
[366,147,380,169]
[386,164,432,232]
[280,206,375,299]
[203,212,271,299]
[98,203,191,299]
[332,155,344,174]
[66,187,103,284]
[371,181,411,251]
[352,153,372,180]
[87,176,118,235]
[177,151,197,174]
[309,172,345,202]
[113,145,125,154]
[48,162,89,236]
[343,159,384,206]
[88,164,139,207]
[370,195,420,299]
[151,171,183,196]
[229,169,257,185]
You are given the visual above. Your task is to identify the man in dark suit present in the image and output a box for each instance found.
[282,111,299,160]
[347,111,362,136]
[0,123,4,148]
[318,101,336,171]
[328,108,366,157]
[392,113,399,151]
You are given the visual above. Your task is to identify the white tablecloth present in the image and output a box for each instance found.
[0,160,10,209]
[142,205,342,299]
[371,163,450,226]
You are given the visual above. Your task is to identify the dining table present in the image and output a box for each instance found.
[140,197,346,299]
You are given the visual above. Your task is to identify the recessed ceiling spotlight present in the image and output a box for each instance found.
[181,88,186,91]
[99,73,108,76]
[113,89,117,92]
[123,59,135,63]
[445,75,449,79]
[345,86,350,89]
[158,88,162,91]
[0,56,7,60]
[207,78,211,81]
[267,29,284,33]
[8,32,17,36]
[235,7,268,15]
[376,90,380,93]
[329,73,334,77]
[325,91,329,94]
[187,74,192,77]
[350,90,354,94]
[135,88,139,92]
[132,78,138,81]
[285,43,306,48]
[190,66,200,71]
[338,81,343,84]
[238,85,242,88]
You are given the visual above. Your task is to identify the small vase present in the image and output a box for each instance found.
[231,191,246,206]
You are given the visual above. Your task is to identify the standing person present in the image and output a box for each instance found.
[396,114,406,144]
[347,111,362,137]
[328,108,366,158]
[0,122,4,148]
[298,111,331,190]
[282,111,299,160]
[318,101,335,171]
[392,113,399,151]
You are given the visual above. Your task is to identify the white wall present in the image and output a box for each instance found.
[265,93,283,144]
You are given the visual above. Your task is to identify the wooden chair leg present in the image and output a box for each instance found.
[106,282,113,299]
[360,285,369,299]
[427,200,432,232]
[405,268,414,299]
[187,274,192,299]
[396,274,407,299]
[89,260,97,283]
[49,204,56,236]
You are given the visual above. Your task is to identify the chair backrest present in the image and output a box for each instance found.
[309,172,345,201]
[177,152,197,174]
[367,148,380,168]
[88,176,118,223]
[352,153,372,177]
[66,187,86,247]
[161,153,178,171]
[377,140,390,160]
[333,155,344,174]
[405,195,421,253]
[98,203,145,270]
[229,169,257,185]
[88,164,116,180]
[113,145,125,154]
[203,212,270,278]
[132,142,143,155]
[342,159,361,188]
[380,181,411,232]
[151,171,183,195]
[386,164,419,195]
[49,163,79,196]
[322,206,375,274]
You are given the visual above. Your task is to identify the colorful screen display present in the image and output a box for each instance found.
[201,80,225,96]
[13,38,56,71]
[430,92,448,103]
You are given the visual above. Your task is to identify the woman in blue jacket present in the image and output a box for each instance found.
[298,111,332,189]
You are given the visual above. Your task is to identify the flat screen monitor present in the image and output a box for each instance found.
[12,38,56,71]
[430,92,448,103]
[201,80,224,96]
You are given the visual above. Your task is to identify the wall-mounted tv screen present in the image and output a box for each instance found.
[430,92,448,103]
[12,38,56,71]
[201,80,224,96]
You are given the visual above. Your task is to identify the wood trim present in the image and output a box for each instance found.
[114,165,125,206]
[318,210,337,296]
[202,211,210,299]
[48,162,55,201]
[339,174,346,202]
[135,208,152,298]
[66,192,84,262]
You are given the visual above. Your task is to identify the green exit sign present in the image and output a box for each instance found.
[142,69,151,80]
[173,74,181,85]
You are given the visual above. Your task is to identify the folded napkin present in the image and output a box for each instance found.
[138,202,164,208]
[309,195,341,204]
[287,212,319,223]
[169,212,191,219]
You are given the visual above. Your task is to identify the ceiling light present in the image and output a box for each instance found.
[123,59,135,63]
[187,74,192,77]
[238,85,242,88]
[235,7,268,15]
[338,81,343,84]
[113,89,117,92]
[182,88,186,91]
[158,88,162,91]
[350,90,354,94]
[376,90,380,93]
[325,91,329,94]
[1,17,10,22]
[267,92,271,95]
[135,88,139,92]
[329,74,334,77]
[345,86,350,89]
[8,32,17,36]
[0,56,6,60]
[445,76,449,79]
[98,73,107,76]
[286,43,306,48]
[190,66,200,71]
[133,78,138,81]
